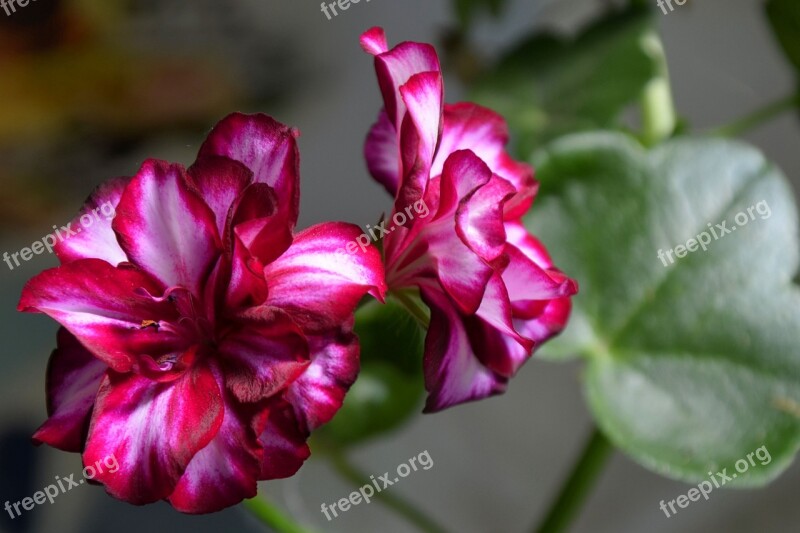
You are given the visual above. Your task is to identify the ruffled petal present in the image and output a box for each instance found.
[259,399,311,480]
[32,328,107,452]
[434,103,537,219]
[362,29,441,131]
[198,113,300,230]
[112,159,221,298]
[285,328,360,431]
[396,71,443,211]
[83,355,223,505]
[217,308,310,403]
[186,155,253,243]
[230,183,293,267]
[18,259,184,372]
[54,177,129,266]
[420,284,507,413]
[168,368,264,514]
[421,152,499,314]
[263,222,387,332]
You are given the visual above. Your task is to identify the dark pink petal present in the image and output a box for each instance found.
[505,220,554,268]
[360,26,388,55]
[84,355,223,505]
[420,284,507,413]
[435,103,537,219]
[513,272,574,342]
[198,113,300,230]
[217,309,310,403]
[365,110,400,196]
[364,32,440,131]
[186,155,253,242]
[230,183,293,267]
[168,371,264,514]
[396,72,444,211]
[285,328,360,431]
[55,177,130,266]
[259,399,311,480]
[18,259,184,372]
[112,159,221,298]
[455,174,516,262]
[32,328,107,452]
[503,245,578,303]
[421,152,499,314]
[263,222,387,332]
[225,236,268,310]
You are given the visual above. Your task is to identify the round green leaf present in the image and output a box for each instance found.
[527,132,800,486]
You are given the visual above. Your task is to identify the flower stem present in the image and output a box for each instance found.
[242,496,315,533]
[640,30,677,146]
[533,427,613,533]
[710,93,798,137]
[391,290,431,329]
[328,449,449,533]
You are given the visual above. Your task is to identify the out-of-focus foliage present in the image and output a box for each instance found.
[471,6,658,158]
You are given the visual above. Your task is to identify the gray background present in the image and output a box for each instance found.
[1,0,798,532]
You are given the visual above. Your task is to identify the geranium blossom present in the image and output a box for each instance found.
[19,113,386,513]
[361,27,577,412]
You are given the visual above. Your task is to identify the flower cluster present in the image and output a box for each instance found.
[19,28,575,513]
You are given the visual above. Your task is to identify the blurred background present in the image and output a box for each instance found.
[0,0,798,532]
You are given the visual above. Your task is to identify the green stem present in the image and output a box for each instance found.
[533,427,613,533]
[640,30,677,146]
[328,449,449,533]
[711,93,798,137]
[242,496,315,533]
[391,290,431,329]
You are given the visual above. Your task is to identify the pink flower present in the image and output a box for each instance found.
[19,113,386,513]
[361,28,577,412]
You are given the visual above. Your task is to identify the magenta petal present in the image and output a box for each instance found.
[259,399,311,480]
[420,284,507,413]
[18,259,184,372]
[217,309,310,403]
[198,113,300,230]
[365,110,401,196]
[55,176,130,266]
[112,159,221,298]
[186,155,253,242]
[455,174,516,262]
[32,328,107,452]
[263,222,387,332]
[285,328,360,431]
[360,26,389,55]
[368,36,440,131]
[84,357,223,505]
[503,245,578,302]
[395,72,444,210]
[230,183,293,267]
[434,103,537,218]
[168,381,264,513]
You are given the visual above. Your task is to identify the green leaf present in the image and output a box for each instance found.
[527,132,800,485]
[766,0,800,72]
[471,7,658,158]
[319,300,425,447]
